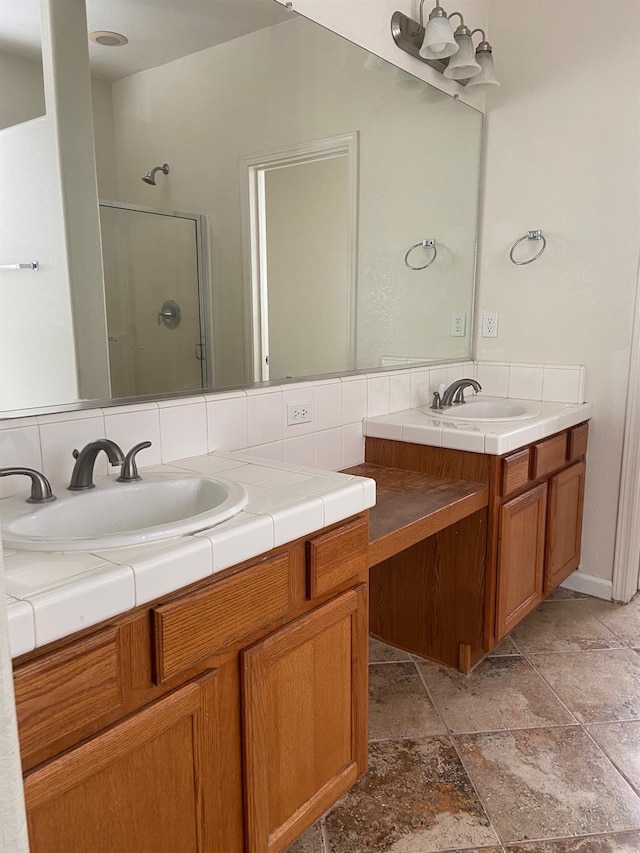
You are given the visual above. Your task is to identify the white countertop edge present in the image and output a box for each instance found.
[3,451,376,658]
[364,401,592,455]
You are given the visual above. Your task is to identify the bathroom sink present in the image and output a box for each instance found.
[424,397,541,422]
[0,473,248,551]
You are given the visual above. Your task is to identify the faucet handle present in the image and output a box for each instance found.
[117,441,152,483]
[430,391,443,411]
[0,468,56,504]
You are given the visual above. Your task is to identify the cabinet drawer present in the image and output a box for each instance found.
[306,518,368,599]
[501,449,530,497]
[153,553,291,683]
[531,433,567,480]
[14,626,124,761]
[567,423,588,461]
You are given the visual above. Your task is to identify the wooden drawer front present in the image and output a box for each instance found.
[153,553,291,683]
[531,433,567,480]
[307,518,368,599]
[567,423,588,461]
[501,449,530,497]
[14,627,123,761]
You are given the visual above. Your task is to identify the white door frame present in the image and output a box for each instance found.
[612,253,640,602]
[239,132,359,382]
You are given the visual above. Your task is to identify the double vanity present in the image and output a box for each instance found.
[2,387,591,853]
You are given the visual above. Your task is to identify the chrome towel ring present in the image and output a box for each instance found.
[510,230,546,265]
[404,239,437,271]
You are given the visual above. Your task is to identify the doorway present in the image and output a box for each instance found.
[241,132,359,382]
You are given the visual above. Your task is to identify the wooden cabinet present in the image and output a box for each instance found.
[545,460,586,593]
[243,586,368,853]
[14,515,369,853]
[365,421,588,660]
[496,483,547,639]
[24,673,220,853]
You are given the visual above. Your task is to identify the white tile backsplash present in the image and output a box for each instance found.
[206,392,248,451]
[104,405,162,469]
[312,379,342,432]
[0,424,43,499]
[340,377,367,424]
[247,388,283,447]
[476,362,510,398]
[0,361,588,501]
[158,400,208,462]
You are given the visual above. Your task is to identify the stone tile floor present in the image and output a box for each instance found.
[287,588,640,853]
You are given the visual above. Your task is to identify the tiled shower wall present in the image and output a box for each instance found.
[0,360,585,500]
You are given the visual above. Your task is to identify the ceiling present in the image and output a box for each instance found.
[0,0,293,80]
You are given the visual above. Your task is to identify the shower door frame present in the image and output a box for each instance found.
[99,200,214,391]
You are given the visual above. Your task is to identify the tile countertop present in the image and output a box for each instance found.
[3,450,376,659]
[363,399,593,456]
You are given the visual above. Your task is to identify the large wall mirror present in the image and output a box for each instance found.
[0,0,483,416]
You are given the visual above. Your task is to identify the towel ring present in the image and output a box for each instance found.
[510,230,546,265]
[404,239,437,271]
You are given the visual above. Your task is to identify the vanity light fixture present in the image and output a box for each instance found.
[443,14,480,80]
[466,30,500,88]
[390,6,499,87]
[418,0,458,60]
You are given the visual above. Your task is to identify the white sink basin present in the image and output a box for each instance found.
[0,473,248,551]
[424,397,541,422]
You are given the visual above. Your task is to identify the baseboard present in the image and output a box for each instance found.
[560,570,614,601]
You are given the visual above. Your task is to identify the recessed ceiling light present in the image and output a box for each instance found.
[89,31,128,47]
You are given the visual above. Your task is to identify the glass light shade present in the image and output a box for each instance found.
[419,15,459,60]
[443,33,481,80]
[467,50,500,87]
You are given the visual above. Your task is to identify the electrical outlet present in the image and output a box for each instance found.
[482,311,499,338]
[451,312,466,337]
[287,401,312,426]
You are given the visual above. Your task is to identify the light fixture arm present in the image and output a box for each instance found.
[471,28,493,52]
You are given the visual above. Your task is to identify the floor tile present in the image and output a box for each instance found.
[369,637,413,662]
[456,727,640,843]
[509,601,626,654]
[417,656,575,733]
[489,637,521,656]
[504,831,640,851]
[285,822,325,852]
[587,721,640,794]
[529,650,640,723]
[579,597,640,647]
[369,663,445,740]
[324,738,499,852]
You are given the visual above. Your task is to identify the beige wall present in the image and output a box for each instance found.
[477,0,640,586]
[0,49,45,131]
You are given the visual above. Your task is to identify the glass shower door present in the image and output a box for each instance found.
[100,204,207,398]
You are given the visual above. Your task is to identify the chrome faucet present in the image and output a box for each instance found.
[440,378,482,407]
[68,439,125,491]
[0,468,56,503]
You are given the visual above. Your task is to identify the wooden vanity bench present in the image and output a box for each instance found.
[343,463,489,673]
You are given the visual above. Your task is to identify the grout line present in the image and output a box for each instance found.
[413,659,505,848]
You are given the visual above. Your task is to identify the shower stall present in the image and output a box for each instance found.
[99,201,212,398]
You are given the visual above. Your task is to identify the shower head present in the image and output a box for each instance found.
[142,163,170,185]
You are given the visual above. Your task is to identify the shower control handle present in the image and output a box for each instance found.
[157,299,181,329]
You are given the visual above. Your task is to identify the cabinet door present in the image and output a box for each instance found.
[24,672,224,853]
[545,460,586,592]
[242,585,368,853]
[496,483,547,640]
